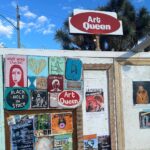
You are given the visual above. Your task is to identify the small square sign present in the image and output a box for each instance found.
[36,77,47,90]
[48,75,63,93]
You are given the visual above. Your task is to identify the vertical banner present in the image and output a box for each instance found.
[5,55,27,87]
[28,56,48,77]
[0,56,5,150]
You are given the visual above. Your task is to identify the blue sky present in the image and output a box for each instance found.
[0,0,150,50]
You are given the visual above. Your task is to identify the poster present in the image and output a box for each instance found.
[54,134,72,150]
[98,135,111,150]
[10,119,34,150]
[34,114,51,137]
[35,137,53,150]
[5,87,30,110]
[49,93,59,107]
[139,112,150,129]
[36,77,47,90]
[83,134,98,150]
[133,81,150,105]
[64,80,83,90]
[65,58,82,81]
[28,56,48,77]
[5,55,27,87]
[31,90,48,109]
[86,89,104,112]
[49,57,65,75]
[51,113,73,134]
[48,75,63,93]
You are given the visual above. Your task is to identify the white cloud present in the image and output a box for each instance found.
[0,20,14,38]
[42,24,55,34]
[0,42,5,48]
[20,5,29,12]
[37,16,48,23]
[25,28,31,34]
[24,11,37,19]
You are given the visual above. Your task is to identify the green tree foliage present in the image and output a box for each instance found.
[55,0,150,51]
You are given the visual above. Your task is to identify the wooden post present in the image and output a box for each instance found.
[96,35,101,51]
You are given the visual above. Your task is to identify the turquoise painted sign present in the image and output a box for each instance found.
[49,57,65,75]
[5,87,30,110]
[28,56,48,77]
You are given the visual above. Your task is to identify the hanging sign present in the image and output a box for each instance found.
[58,90,81,108]
[69,9,123,35]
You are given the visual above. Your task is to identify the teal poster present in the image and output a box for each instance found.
[0,56,5,150]
[49,57,65,75]
[28,56,48,77]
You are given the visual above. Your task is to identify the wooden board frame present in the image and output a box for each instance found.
[114,58,150,150]
[5,109,77,150]
[83,64,116,150]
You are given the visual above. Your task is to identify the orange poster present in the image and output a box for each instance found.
[51,112,73,134]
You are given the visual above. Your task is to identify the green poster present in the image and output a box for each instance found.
[0,56,5,150]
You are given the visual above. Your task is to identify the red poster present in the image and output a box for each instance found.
[48,75,63,93]
[5,55,27,87]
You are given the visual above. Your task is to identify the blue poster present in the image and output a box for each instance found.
[28,56,48,77]
[65,58,82,81]
[28,76,36,90]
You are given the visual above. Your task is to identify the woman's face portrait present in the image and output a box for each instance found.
[12,68,22,84]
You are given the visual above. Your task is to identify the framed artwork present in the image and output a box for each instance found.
[5,55,27,87]
[115,58,150,150]
[28,56,48,77]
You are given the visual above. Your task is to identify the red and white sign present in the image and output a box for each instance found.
[58,90,81,108]
[69,9,123,35]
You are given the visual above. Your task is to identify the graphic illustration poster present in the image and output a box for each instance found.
[10,119,34,150]
[83,134,98,150]
[51,112,73,134]
[139,111,150,129]
[28,56,48,77]
[83,71,109,136]
[5,55,27,87]
[54,134,72,150]
[98,135,111,150]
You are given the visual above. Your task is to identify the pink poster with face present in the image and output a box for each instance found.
[5,55,27,87]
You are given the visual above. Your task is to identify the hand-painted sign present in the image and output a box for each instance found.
[48,75,63,93]
[28,77,36,90]
[36,77,47,90]
[69,9,123,35]
[5,55,27,87]
[65,80,83,90]
[5,88,30,110]
[49,93,59,107]
[28,56,48,77]
[49,57,65,75]
[58,90,81,108]
[31,90,48,109]
[65,58,82,81]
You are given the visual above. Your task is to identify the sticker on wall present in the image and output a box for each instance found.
[133,81,150,105]
[48,75,63,93]
[34,114,51,137]
[58,90,81,108]
[35,137,53,150]
[49,57,65,75]
[10,119,34,150]
[83,134,98,150]
[49,93,59,107]
[86,89,104,112]
[36,77,47,90]
[139,111,150,129]
[31,90,48,109]
[5,87,30,110]
[98,135,111,150]
[28,76,36,90]
[65,58,82,81]
[51,113,73,134]
[5,55,27,87]
[28,56,48,77]
[64,80,83,90]
[54,134,72,149]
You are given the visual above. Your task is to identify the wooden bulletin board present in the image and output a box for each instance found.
[115,58,150,150]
